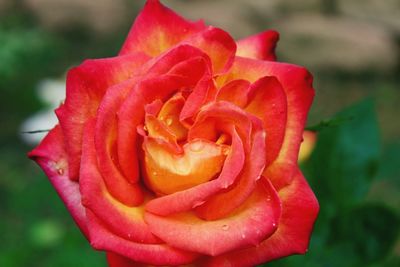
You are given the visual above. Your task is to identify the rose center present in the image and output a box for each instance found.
[139,94,228,195]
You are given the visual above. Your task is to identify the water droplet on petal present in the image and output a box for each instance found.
[152,171,158,176]
[165,117,173,126]
[143,125,148,131]
[241,233,246,239]
[222,224,229,231]
[272,223,276,228]
[262,131,267,138]
[57,168,64,175]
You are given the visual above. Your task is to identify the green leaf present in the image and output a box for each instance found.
[377,141,400,186]
[304,99,380,217]
[330,203,400,263]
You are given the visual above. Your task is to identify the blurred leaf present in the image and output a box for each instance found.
[304,99,380,217]
[377,141,400,186]
[266,240,361,267]
[330,203,399,263]
[29,219,65,248]
[0,28,61,90]
[306,116,354,132]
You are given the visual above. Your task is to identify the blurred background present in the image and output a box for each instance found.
[0,0,399,266]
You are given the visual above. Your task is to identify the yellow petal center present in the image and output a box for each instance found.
[142,138,228,195]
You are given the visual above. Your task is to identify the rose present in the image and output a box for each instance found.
[29,0,319,266]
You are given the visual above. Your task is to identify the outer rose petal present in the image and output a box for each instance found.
[28,126,88,238]
[56,53,150,180]
[107,252,143,267]
[145,179,281,257]
[120,0,205,56]
[80,119,160,244]
[219,57,315,189]
[183,27,237,74]
[205,170,319,267]
[87,210,199,266]
[94,78,144,206]
[236,30,279,61]
[107,252,206,267]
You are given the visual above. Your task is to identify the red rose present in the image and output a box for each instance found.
[29,1,319,266]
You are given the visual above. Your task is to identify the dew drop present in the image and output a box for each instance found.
[152,171,158,176]
[241,233,246,239]
[272,223,277,228]
[165,117,173,126]
[143,125,148,131]
[57,168,64,175]
[189,141,204,152]
[222,224,229,231]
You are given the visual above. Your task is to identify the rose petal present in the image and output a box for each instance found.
[179,75,216,122]
[188,101,254,151]
[144,114,181,152]
[219,57,315,189]
[157,93,188,141]
[142,137,227,195]
[119,0,205,56]
[96,73,197,206]
[236,30,279,61]
[28,126,89,238]
[245,76,287,166]
[195,128,266,220]
[145,127,245,215]
[145,179,281,256]
[94,79,144,206]
[205,170,319,267]
[146,44,211,77]
[80,119,160,244]
[56,53,150,180]
[216,79,251,108]
[184,26,237,74]
[107,253,144,267]
[87,210,199,266]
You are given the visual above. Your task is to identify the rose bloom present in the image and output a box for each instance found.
[29,1,319,266]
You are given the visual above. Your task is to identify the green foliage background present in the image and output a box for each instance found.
[0,1,399,266]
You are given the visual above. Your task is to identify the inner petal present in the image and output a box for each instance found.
[157,93,188,141]
[142,138,228,195]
